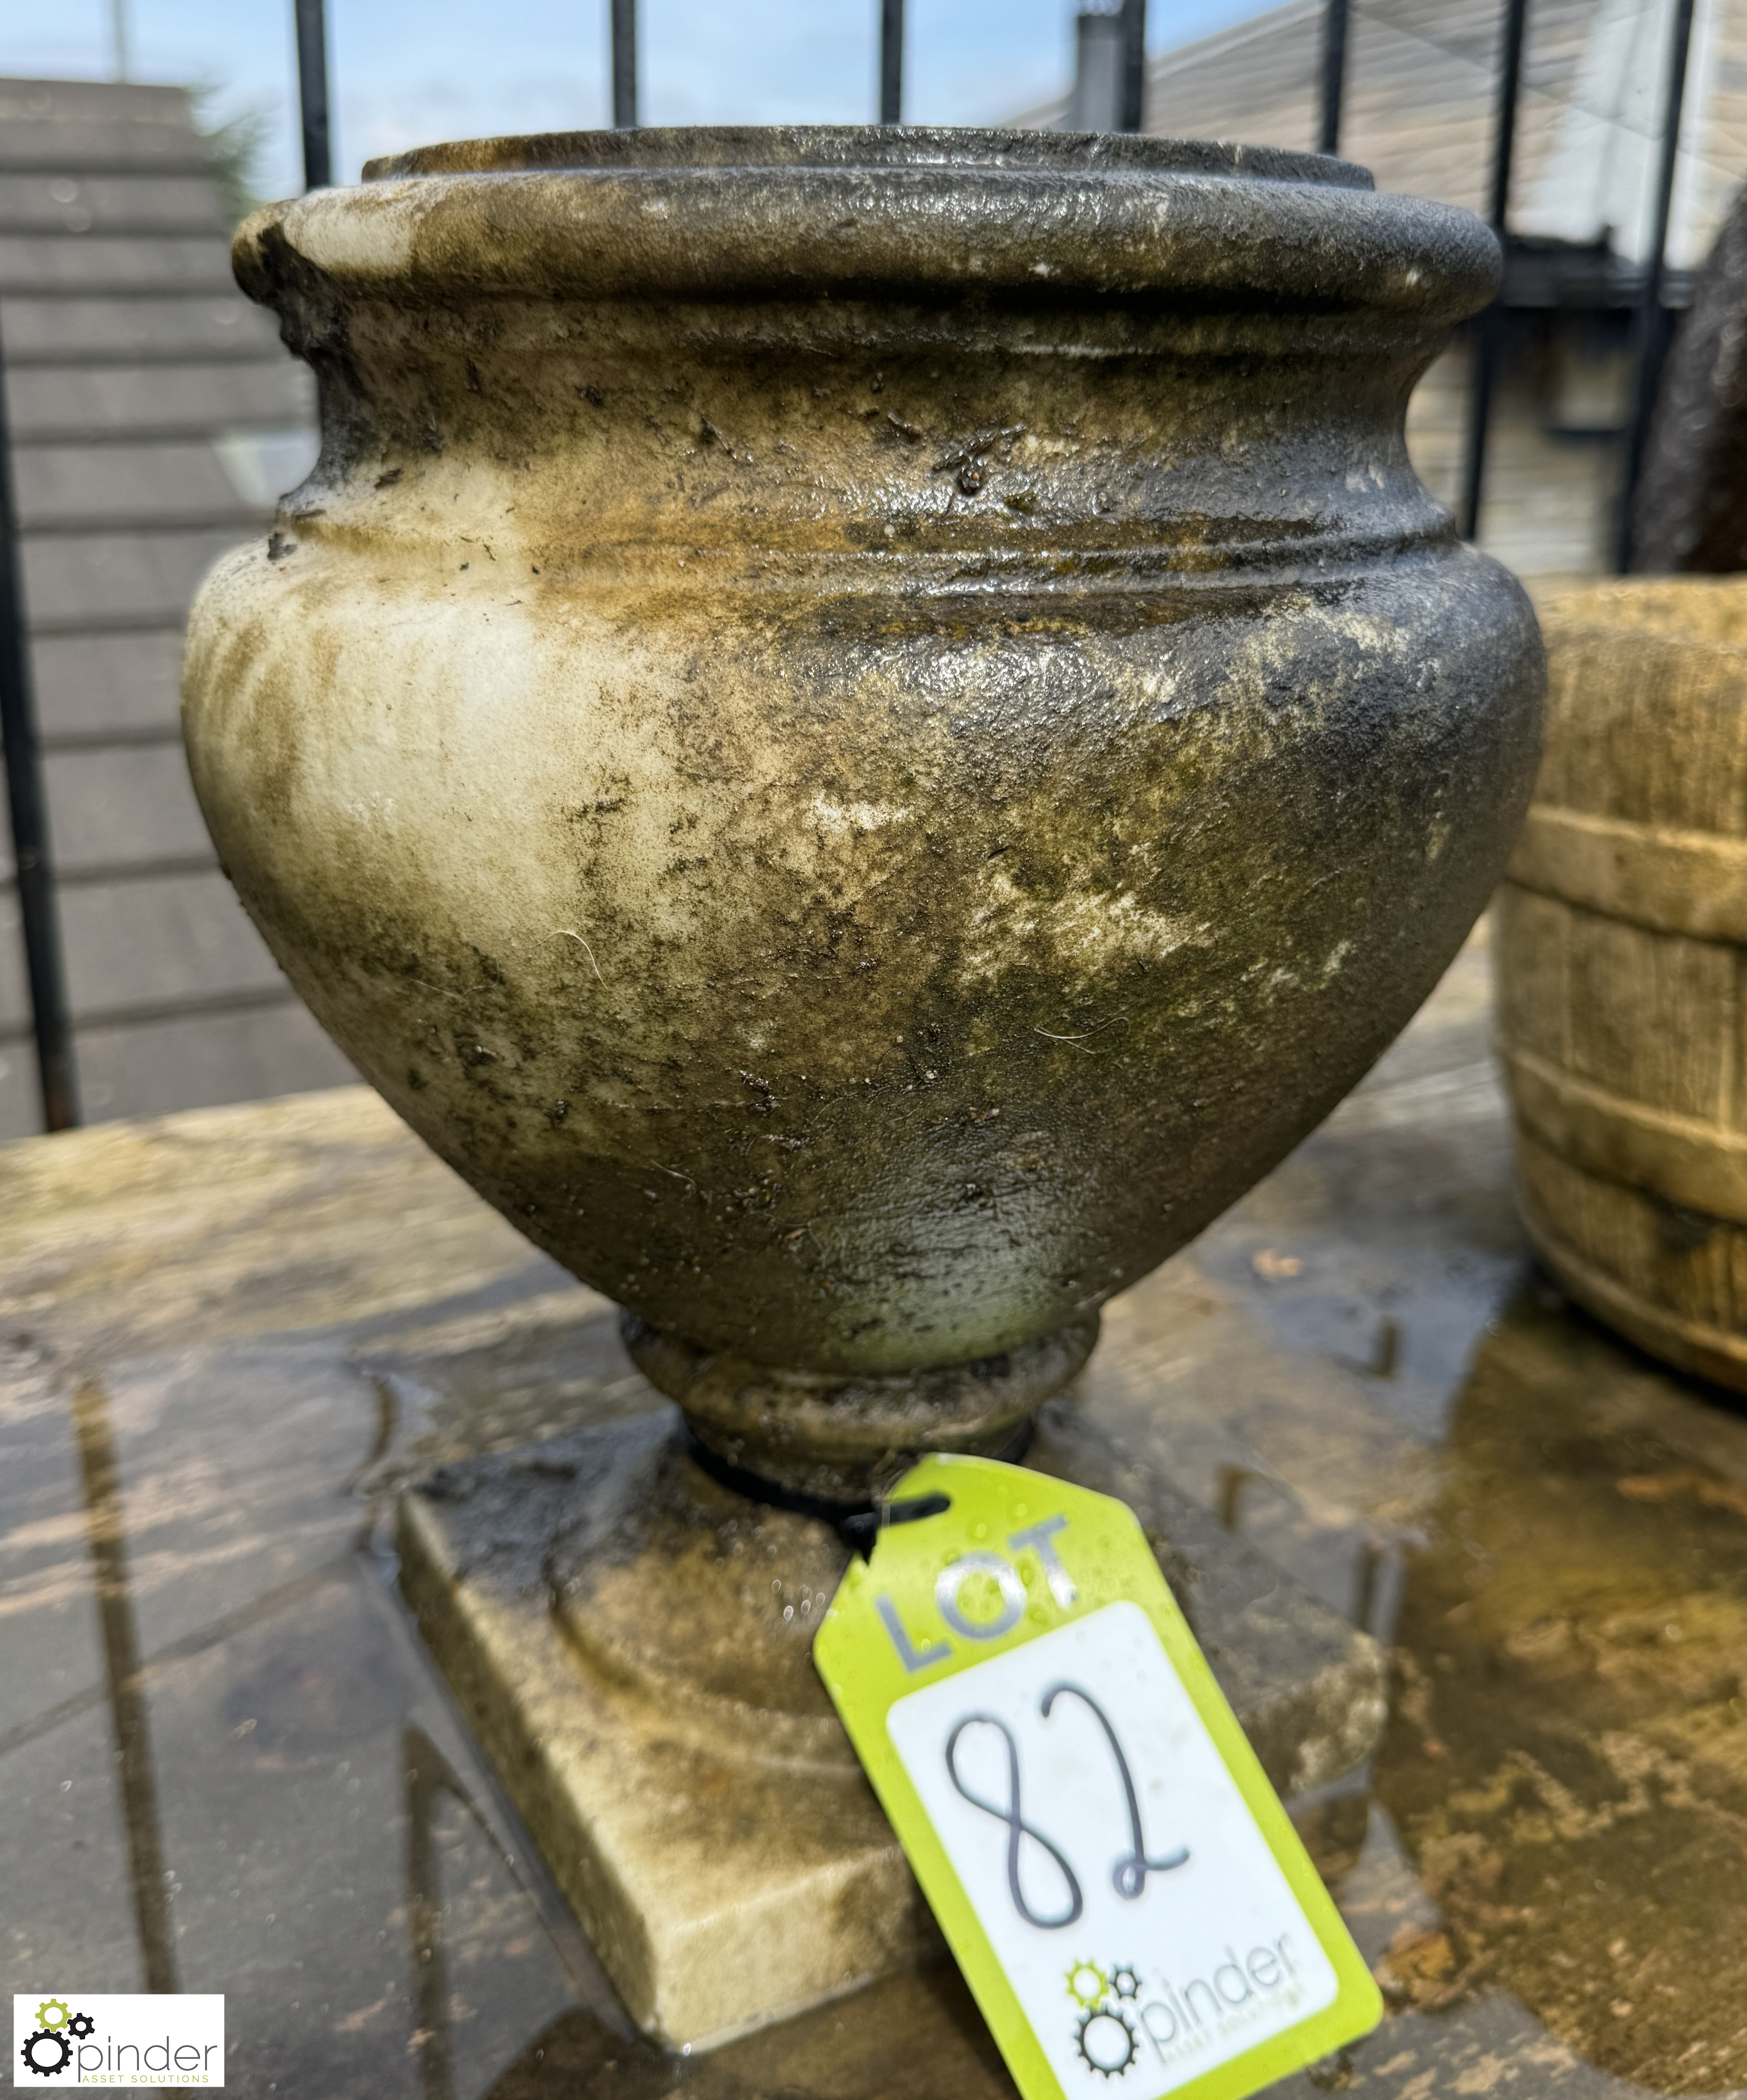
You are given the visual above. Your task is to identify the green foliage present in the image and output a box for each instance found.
[191,87,273,226]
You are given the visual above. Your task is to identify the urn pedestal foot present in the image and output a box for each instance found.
[619,1311,1101,1503]
[396,1400,1387,2051]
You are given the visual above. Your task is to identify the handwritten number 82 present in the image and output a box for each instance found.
[944,1680,1189,1930]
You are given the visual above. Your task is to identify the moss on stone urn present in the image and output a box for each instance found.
[184,127,1542,1499]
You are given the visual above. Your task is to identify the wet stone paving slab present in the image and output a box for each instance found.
[3,921,1747,2097]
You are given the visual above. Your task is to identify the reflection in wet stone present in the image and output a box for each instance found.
[1374,1287,1747,2090]
[482,1963,1015,2100]
[347,1289,664,1520]
[70,1376,177,1994]
[21,926,1747,2094]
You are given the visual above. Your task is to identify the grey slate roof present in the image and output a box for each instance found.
[0,76,354,1136]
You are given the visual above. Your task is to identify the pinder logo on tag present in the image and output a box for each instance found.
[1064,1961,1144,2078]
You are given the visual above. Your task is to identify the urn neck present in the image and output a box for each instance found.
[273,310,1458,587]
[239,128,1497,582]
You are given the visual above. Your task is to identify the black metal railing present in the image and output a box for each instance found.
[1458,0,1529,543]
[0,317,76,1131]
[1616,0,1697,569]
[1318,0,1349,155]
[293,0,331,190]
[292,0,1152,154]
[1307,0,1697,566]
[285,0,1709,561]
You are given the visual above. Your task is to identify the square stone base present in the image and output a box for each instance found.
[398,1401,1384,2050]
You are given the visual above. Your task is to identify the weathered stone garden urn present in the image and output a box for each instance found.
[182,126,1542,2042]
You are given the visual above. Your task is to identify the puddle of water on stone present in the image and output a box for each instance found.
[1364,1289,1747,2093]
[12,931,1747,2095]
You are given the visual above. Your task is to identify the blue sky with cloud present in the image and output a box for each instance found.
[0,0,1277,198]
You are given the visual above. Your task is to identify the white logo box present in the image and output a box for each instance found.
[14,1996,224,2088]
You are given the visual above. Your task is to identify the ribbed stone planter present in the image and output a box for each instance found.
[183,127,1541,2043]
[1498,579,1747,1390]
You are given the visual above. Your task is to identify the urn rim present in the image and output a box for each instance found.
[236,122,1499,324]
[361,123,1370,187]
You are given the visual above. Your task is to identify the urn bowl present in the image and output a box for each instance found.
[183,127,1542,1480]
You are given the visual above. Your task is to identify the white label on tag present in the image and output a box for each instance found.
[886,1600,1338,2099]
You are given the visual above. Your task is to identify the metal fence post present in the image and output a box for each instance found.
[1457,0,1529,542]
[880,0,905,124]
[1318,0,1349,156]
[1119,0,1148,133]
[1617,0,1698,572]
[612,0,638,128]
[0,319,78,1131]
[294,0,331,190]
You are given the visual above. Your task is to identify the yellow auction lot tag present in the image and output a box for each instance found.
[814,1455,1380,2100]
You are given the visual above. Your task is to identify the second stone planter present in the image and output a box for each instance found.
[1498,579,1747,1390]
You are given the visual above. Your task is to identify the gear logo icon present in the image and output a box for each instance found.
[21,2028,71,2078]
[1065,1959,1110,2009]
[1075,2003,1139,2078]
[1110,1963,1141,2001]
[67,2012,96,2039]
[34,2002,68,2033]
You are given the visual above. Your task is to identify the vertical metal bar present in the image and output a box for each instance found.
[109,0,131,81]
[1482,0,1529,234]
[612,0,638,128]
[1617,0,1698,572]
[879,0,905,125]
[1459,311,1504,541]
[1458,0,1530,542]
[294,0,331,190]
[1318,0,1349,156]
[0,319,77,1132]
[1118,0,1148,133]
